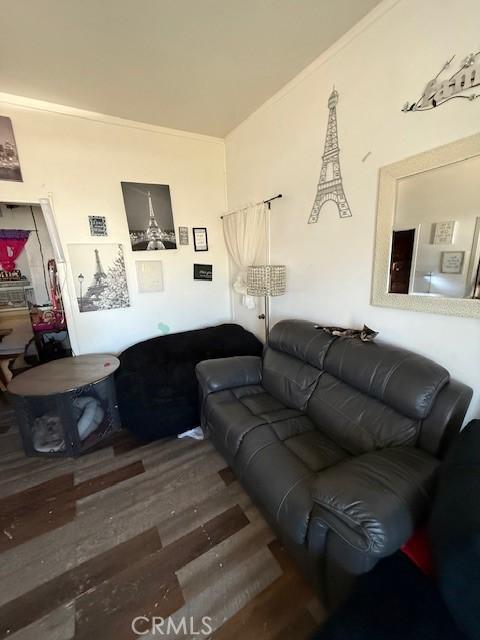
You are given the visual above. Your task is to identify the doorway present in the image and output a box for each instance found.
[0,202,71,388]
[389,229,415,294]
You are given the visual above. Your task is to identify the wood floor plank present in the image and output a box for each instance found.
[163,547,282,640]
[0,460,146,553]
[0,528,161,639]
[0,521,77,607]
[75,559,183,640]
[75,505,249,640]
[74,460,145,500]
[6,604,75,640]
[0,473,76,553]
[74,472,226,565]
[218,466,236,486]
[157,477,248,546]
[212,541,321,640]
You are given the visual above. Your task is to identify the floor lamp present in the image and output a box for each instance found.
[247,265,286,341]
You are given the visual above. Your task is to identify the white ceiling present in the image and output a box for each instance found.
[0,0,381,137]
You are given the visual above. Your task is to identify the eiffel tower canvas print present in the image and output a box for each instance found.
[121,182,177,250]
[308,88,352,223]
[69,243,130,312]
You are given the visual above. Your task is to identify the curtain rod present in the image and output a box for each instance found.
[220,193,282,219]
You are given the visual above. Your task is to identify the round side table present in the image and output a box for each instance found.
[8,354,121,457]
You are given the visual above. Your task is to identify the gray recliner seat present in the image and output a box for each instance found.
[196,319,472,606]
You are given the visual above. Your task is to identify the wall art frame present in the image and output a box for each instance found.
[0,116,22,182]
[193,227,208,251]
[193,263,212,281]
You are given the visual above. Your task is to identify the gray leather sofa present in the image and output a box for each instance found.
[196,320,473,606]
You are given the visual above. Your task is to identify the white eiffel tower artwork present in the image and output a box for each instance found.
[308,88,352,223]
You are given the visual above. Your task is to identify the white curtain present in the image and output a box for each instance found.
[222,202,267,309]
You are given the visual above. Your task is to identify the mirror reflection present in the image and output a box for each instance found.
[389,155,480,299]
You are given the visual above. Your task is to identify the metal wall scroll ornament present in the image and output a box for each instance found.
[308,88,352,223]
[402,50,480,113]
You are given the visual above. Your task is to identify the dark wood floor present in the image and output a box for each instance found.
[0,406,325,639]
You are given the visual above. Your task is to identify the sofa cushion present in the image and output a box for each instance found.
[235,423,316,545]
[284,430,349,472]
[233,417,350,545]
[324,338,449,420]
[262,347,321,410]
[204,385,302,457]
[308,373,419,455]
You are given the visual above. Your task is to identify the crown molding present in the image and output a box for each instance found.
[0,92,224,145]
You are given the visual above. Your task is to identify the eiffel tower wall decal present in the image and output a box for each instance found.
[308,88,352,223]
[68,243,130,313]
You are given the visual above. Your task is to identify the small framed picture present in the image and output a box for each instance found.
[433,221,455,245]
[0,116,22,182]
[193,227,208,251]
[193,263,212,281]
[136,260,164,292]
[178,226,189,245]
[89,215,108,237]
[441,251,464,274]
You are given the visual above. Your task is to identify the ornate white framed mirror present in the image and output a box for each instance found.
[372,133,480,318]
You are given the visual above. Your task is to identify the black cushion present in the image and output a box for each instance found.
[115,323,262,439]
[313,552,468,640]
[430,419,480,640]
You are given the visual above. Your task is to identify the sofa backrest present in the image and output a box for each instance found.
[264,320,470,457]
[262,320,335,410]
[309,338,449,455]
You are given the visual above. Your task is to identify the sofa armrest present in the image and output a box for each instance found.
[311,447,439,557]
[196,356,263,395]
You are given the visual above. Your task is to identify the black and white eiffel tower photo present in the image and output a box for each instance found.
[121,182,177,251]
[308,88,352,223]
[69,243,130,313]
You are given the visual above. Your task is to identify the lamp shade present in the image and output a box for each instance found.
[247,265,286,297]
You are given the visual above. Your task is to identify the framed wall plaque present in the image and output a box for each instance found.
[193,263,212,281]
[178,226,189,245]
[441,251,465,274]
[136,260,164,292]
[89,215,108,237]
[433,221,455,245]
[193,227,208,251]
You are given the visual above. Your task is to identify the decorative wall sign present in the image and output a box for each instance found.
[0,116,22,182]
[402,51,480,112]
[178,226,189,245]
[433,221,455,245]
[194,263,212,281]
[121,182,177,251]
[89,215,108,237]
[193,227,208,251]
[136,260,164,293]
[69,243,130,312]
[308,88,352,222]
[441,251,465,274]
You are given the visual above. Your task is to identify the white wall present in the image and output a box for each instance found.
[0,95,231,354]
[225,0,480,421]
